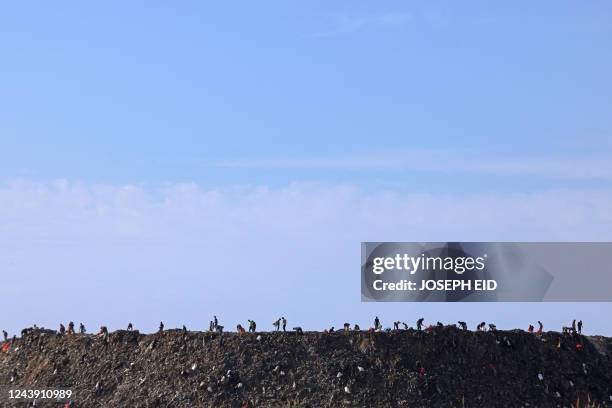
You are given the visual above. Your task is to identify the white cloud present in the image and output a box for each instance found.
[1,180,611,335]
[210,150,612,180]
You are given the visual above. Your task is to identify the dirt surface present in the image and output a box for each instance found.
[1,326,611,407]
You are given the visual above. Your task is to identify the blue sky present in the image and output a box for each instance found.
[1,2,612,335]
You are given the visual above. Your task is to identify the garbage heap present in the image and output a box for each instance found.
[1,326,611,407]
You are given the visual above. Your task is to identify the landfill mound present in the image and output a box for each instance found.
[1,327,611,407]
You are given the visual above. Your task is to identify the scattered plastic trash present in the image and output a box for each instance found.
[538,373,544,381]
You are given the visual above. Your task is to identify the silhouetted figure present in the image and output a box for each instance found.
[354,324,360,331]
[458,321,467,331]
[127,323,133,331]
[182,325,187,333]
[214,316,218,330]
[374,316,380,330]
[2,330,7,341]
[343,323,351,331]
[488,323,497,331]
[79,323,86,334]
[416,318,425,331]
[537,321,543,334]
[477,322,486,331]
[571,319,576,333]
[282,317,287,332]
[528,324,534,333]
[273,318,281,331]
[393,321,400,330]
[159,322,164,333]
[59,324,66,335]
[577,320,583,334]
[67,322,75,335]
[402,322,409,330]
[294,327,303,335]
[237,324,245,334]
[436,322,444,327]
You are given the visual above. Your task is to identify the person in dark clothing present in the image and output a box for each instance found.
[458,321,467,331]
[182,325,187,333]
[79,323,86,334]
[2,330,7,341]
[127,323,133,331]
[343,323,351,331]
[577,320,583,334]
[281,317,287,332]
[537,321,543,334]
[477,322,486,331]
[293,327,303,335]
[159,322,164,333]
[393,321,400,330]
[354,324,360,331]
[67,322,75,335]
[374,316,380,330]
[59,324,66,335]
[214,316,218,330]
[488,323,497,331]
[436,322,444,327]
[571,319,576,333]
[528,324,534,333]
[416,318,425,331]
[402,322,409,330]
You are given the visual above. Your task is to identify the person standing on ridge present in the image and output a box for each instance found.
[79,323,86,334]
[537,321,543,334]
[528,324,534,333]
[214,316,218,330]
[59,324,66,335]
[416,318,425,331]
[571,319,576,333]
[281,317,287,332]
[127,323,133,331]
[273,318,281,331]
[374,316,380,330]
[159,321,164,333]
[2,330,7,342]
[458,321,467,331]
[577,320,583,334]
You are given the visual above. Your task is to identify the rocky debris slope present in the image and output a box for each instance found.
[1,327,611,407]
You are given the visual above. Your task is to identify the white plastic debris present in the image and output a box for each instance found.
[555,392,561,398]
[292,381,296,389]
[236,382,243,389]
[336,372,343,378]
[344,386,351,394]
[538,373,544,381]
[191,363,197,371]
[582,363,587,374]
[357,366,365,372]
[569,380,574,387]
[207,386,213,393]
[256,335,262,341]
[280,370,285,376]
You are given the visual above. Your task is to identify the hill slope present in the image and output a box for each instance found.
[1,327,611,407]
